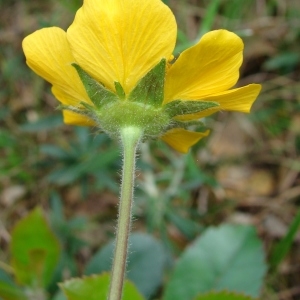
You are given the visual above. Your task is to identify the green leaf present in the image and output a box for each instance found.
[72,63,118,108]
[0,270,14,285]
[59,0,81,12]
[263,52,300,71]
[128,59,166,107]
[163,224,266,300]
[46,166,84,185]
[40,144,70,159]
[52,291,67,300]
[20,115,63,132]
[0,281,27,300]
[10,207,61,288]
[166,211,202,240]
[194,291,256,300]
[85,233,166,299]
[163,100,219,118]
[270,209,300,271]
[60,273,144,300]
[198,0,221,36]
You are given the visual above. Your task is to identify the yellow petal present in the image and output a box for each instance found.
[176,84,262,121]
[62,110,97,126]
[67,0,176,94]
[161,129,210,153]
[164,30,243,103]
[22,27,92,106]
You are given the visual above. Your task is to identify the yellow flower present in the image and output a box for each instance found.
[22,0,261,153]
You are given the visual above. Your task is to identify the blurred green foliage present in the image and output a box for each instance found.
[38,127,120,195]
[0,208,265,300]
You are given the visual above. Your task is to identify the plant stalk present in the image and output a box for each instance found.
[107,126,142,300]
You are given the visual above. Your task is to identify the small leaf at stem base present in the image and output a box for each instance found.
[60,273,145,300]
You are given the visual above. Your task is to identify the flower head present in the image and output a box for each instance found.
[23,0,261,153]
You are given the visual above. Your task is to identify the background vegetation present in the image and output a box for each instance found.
[1,0,300,299]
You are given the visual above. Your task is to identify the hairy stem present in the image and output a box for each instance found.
[108,126,142,300]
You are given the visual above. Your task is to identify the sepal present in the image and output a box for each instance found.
[115,81,126,100]
[168,119,206,131]
[128,59,166,107]
[57,104,87,116]
[164,100,219,118]
[57,103,100,128]
[79,101,96,111]
[72,63,118,107]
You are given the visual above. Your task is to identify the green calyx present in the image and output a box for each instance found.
[63,60,220,140]
[98,101,170,139]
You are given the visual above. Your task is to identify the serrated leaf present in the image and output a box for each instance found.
[128,59,166,107]
[163,224,266,300]
[72,63,118,108]
[0,281,27,300]
[194,291,256,300]
[164,100,219,118]
[85,233,167,299]
[60,273,144,300]
[10,207,60,288]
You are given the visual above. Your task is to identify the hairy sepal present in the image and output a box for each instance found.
[72,63,118,108]
[164,100,219,118]
[114,81,126,100]
[127,59,166,107]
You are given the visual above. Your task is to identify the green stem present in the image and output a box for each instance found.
[108,126,142,300]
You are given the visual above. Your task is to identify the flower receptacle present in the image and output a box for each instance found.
[97,101,170,139]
